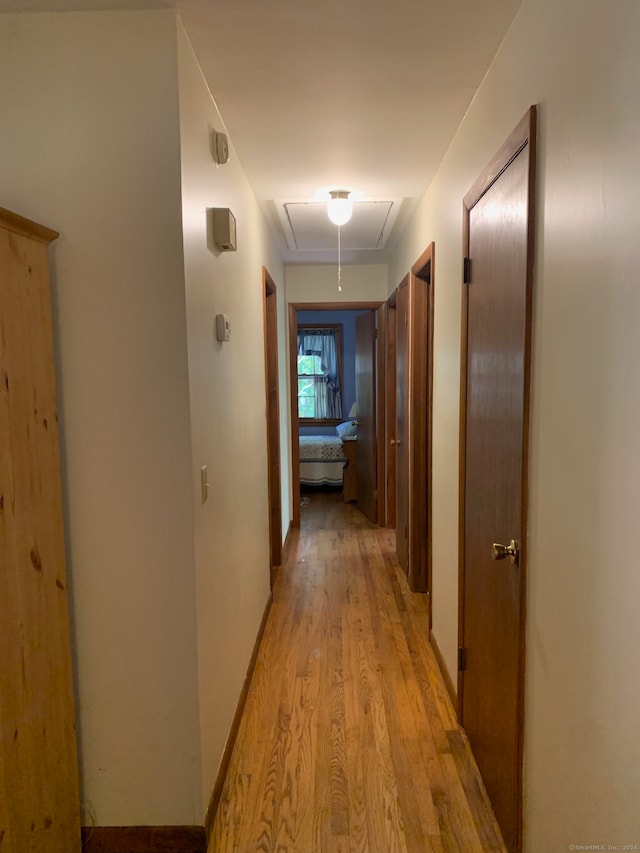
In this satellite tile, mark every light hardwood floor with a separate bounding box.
[210,490,506,853]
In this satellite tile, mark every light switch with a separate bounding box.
[215,313,231,342]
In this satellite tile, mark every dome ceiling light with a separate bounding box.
[327,190,353,226]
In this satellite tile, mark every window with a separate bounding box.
[297,354,323,418]
[297,325,343,423]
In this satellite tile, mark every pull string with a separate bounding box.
[337,224,342,292]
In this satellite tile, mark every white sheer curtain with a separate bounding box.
[298,329,342,419]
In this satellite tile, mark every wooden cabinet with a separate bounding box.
[0,208,81,852]
[342,438,357,502]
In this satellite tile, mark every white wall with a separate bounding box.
[175,22,287,812]
[0,9,293,827]
[0,11,201,824]
[389,0,640,848]
[285,263,388,304]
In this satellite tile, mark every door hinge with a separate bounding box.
[458,647,467,672]
[463,257,471,284]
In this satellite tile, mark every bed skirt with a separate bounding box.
[299,459,345,486]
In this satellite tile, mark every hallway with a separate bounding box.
[210,491,506,852]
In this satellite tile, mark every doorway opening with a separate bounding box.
[288,301,384,529]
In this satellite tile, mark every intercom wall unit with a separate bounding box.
[215,313,231,342]
[212,130,230,165]
[211,207,237,252]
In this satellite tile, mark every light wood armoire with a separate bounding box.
[0,208,81,852]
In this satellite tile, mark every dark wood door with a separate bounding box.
[383,302,397,529]
[407,250,433,595]
[395,281,409,574]
[459,108,536,853]
[355,311,377,522]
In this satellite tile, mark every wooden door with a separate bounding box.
[374,305,388,526]
[262,268,281,588]
[355,311,377,522]
[394,280,409,574]
[0,208,81,852]
[390,254,433,594]
[383,301,397,529]
[407,248,433,595]
[459,108,536,853]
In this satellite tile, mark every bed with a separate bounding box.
[299,435,347,486]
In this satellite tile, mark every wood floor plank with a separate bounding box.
[209,490,506,853]
[341,616,370,853]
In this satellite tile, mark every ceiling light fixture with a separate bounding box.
[327,190,352,292]
[327,190,353,226]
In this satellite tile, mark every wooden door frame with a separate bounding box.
[384,247,434,596]
[288,301,383,528]
[354,309,379,523]
[374,303,389,525]
[263,267,282,587]
[457,107,537,852]
[384,291,397,529]
[408,243,435,595]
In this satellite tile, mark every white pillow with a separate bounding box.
[336,420,357,438]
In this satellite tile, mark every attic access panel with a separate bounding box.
[282,200,396,252]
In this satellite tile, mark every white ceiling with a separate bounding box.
[280,199,400,252]
[0,0,524,263]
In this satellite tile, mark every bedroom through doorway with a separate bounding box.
[288,301,385,530]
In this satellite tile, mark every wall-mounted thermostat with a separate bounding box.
[211,207,237,252]
[215,313,231,342]
[212,130,229,165]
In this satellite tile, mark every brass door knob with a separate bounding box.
[491,539,520,566]
[390,439,401,446]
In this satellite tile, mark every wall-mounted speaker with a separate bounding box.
[210,207,237,252]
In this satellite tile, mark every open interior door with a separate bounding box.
[394,279,409,573]
[355,311,378,522]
